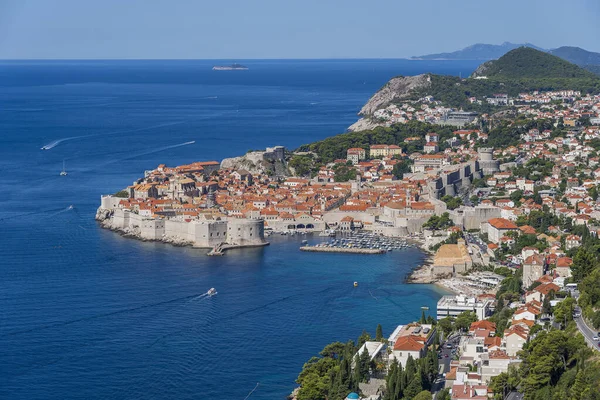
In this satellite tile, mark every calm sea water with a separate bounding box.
[0,59,480,399]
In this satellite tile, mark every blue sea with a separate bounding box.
[0,59,480,399]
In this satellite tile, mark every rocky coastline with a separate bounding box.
[403,237,464,295]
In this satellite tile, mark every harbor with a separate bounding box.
[300,231,417,254]
[300,246,386,254]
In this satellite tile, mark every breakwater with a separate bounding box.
[300,246,386,254]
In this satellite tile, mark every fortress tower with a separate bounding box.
[226,219,267,246]
[477,148,499,176]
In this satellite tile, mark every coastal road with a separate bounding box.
[574,306,600,351]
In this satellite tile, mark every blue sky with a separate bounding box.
[0,0,599,59]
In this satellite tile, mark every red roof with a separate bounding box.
[393,335,425,351]
[488,218,518,230]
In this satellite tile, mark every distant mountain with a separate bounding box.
[471,47,597,79]
[548,46,600,75]
[549,46,600,66]
[411,42,545,60]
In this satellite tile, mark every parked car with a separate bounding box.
[592,336,598,341]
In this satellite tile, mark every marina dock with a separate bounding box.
[300,246,386,254]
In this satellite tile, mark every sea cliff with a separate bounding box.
[348,74,431,131]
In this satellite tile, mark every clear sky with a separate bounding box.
[1,0,599,59]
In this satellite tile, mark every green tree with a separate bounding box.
[589,186,599,201]
[438,317,453,337]
[392,159,413,179]
[510,189,524,205]
[520,330,586,397]
[412,390,432,400]
[553,298,575,326]
[319,342,346,358]
[437,388,451,400]
[333,163,357,182]
[359,347,371,383]
[375,324,383,342]
[572,248,598,282]
[454,311,477,332]
[441,195,463,210]
[403,376,423,399]
[114,190,129,198]
[423,212,454,230]
[352,354,361,390]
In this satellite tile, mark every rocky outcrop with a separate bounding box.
[358,74,431,116]
[347,117,382,132]
[220,146,287,175]
[220,152,264,172]
[470,60,493,78]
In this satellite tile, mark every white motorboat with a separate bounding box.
[60,160,67,176]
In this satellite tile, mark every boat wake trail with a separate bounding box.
[103,141,196,166]
[0,207,68,222]
[40,122,185,150]
[0,291,207,338]
[243,383,260,400]
[184,292,209,305]
[81,141,196,172]
[369,290,378,301]
[45,205,75,218]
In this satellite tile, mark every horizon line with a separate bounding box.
[0,57,418,61]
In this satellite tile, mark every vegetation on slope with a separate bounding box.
[296,121,459,163]
[474,47,597,79]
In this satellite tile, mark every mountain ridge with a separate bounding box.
[411,42,544,60]
[471,47,598,79]
[413,44,600,76]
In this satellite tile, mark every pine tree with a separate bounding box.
[359,348,371,382]
[405,355,417,378]
[376,324,383,341]
[353,354,361,391]
[404,376,423,399]
[394,364,404,400]
[385,360,398,400]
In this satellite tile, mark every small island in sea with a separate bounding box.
[212,63,248,70]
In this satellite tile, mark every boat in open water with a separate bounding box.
[212,63,248,71]
[60,160,68,176]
